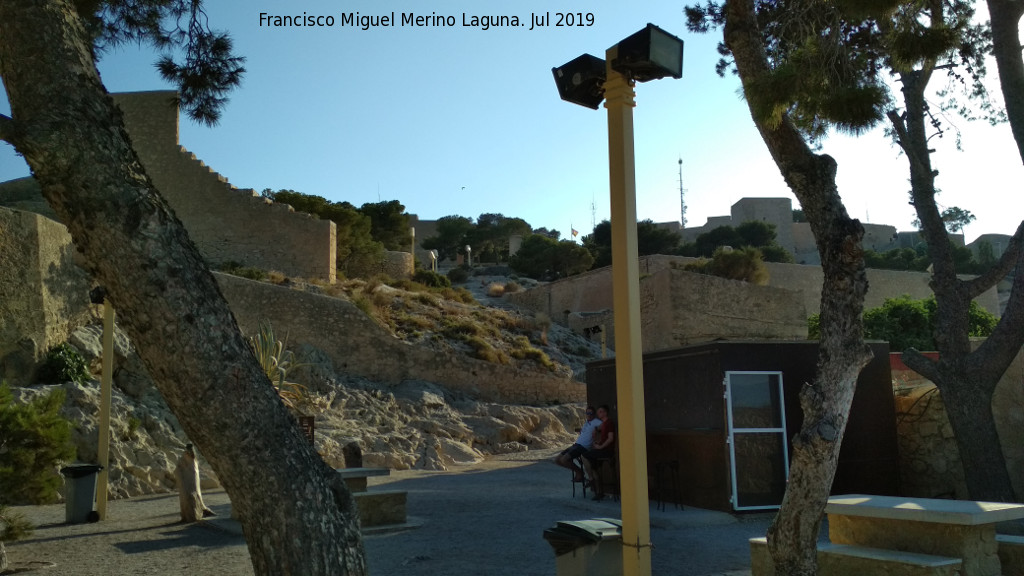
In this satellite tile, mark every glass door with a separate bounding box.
[725,371,789,511]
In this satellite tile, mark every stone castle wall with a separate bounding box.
[764,261,1001,317]
[380,251,413,280]
[111,91,336,281]
[215,273,584,405]
[0,208,93,382]
[507,255,807,353]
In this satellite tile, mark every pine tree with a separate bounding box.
[0,383,75,569]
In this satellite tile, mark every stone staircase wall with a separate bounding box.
[112,91,336,282]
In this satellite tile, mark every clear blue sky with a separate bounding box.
[1,0,1021,244]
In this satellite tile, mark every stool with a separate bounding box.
[653,460,682,511]
[571,455,587,498]
[592,454,619,502]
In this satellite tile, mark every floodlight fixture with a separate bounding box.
[610,23,684,83]
[551,53,607,109]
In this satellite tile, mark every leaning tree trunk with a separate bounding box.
[724,1,873,574]
[0,1,366,574]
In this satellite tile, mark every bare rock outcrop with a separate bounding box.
[13,321,582,501]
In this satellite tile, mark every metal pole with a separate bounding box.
[604,47,652,576]
[96,299,114,520]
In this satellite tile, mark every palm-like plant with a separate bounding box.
[247,321,306,410]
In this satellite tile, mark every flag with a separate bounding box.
[571,228,579,238]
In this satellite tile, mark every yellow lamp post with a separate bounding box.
[88,286,115,520]
[553,23,683,576]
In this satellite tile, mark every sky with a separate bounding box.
[1,0,1022,244]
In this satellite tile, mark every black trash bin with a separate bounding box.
[542,518,623,576]
[60,464,103,524]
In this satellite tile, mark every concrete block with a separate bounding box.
[750,537,962,576]
[998,534,1024,576]
[354,489,407,527]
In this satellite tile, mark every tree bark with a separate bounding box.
[0,1,366,574]
[724,1,873,574]
[987,0,1024,165]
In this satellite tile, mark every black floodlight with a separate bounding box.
[611,23,684,83]
[552,53,607,109]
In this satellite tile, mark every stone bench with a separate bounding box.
[336,467,390,493]
[335,468,409,531]
[750,537,962,576]
[998,534,1024,576]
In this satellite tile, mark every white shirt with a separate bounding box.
[575,417,603,449]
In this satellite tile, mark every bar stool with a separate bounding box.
[653,460,682,511]
[571,455,588,498]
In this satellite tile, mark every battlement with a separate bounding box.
[110,91,336,281]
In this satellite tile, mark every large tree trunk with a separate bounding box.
[0,1,367,573]
[987,0,1024,165]
[887,15,1023,503]
[724,1,873,574]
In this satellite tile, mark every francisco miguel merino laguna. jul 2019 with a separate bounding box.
[258,11,596,31]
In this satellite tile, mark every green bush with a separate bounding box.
[446,266,470,284]
[413,269,452,288]
[807,295,998,351]
[685,247,769,285]
[0,383,76,505]
[36,344,90,385]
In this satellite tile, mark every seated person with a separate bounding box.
[582,405,616,501]
[554,406,602,482]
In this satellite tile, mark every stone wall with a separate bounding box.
[762,261,1001,317]
[0,208,93,383]
[732,197,794,256]
[892,346,1024,500]
[507,255,807,353]
[215,273,584,405]
[380,251,413,280]
[111,91,336,281]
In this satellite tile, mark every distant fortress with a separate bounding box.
[654,196,1010,266]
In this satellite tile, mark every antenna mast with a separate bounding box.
[678,158,688,227]
[591,194,596,231]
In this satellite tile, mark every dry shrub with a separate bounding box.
[268,270,287,284]
[487,283,506,297]
[503,281,522,293]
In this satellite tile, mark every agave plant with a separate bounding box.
[247,320,306,410]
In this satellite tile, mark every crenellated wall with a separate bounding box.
[109,91,336,281]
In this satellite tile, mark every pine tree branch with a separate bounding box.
[0,113,18,147]
[964,221,1024,299]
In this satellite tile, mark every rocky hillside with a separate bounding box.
[11,272,604,500]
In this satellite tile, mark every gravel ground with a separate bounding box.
[6,449,778,576]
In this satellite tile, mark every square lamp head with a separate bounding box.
[611,23,684,83]
[552,53,607,109]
